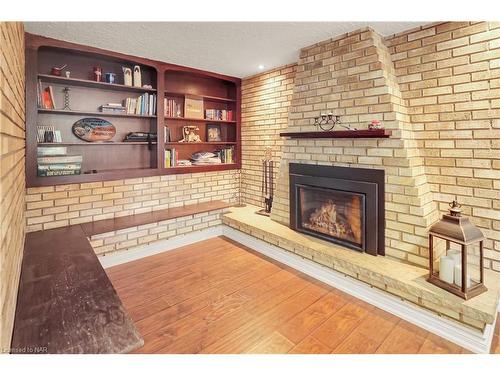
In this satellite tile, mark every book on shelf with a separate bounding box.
[37,146,67,156]
[100,104,127,114]
[123,93,156,116]
[164,148,178,168]
[164,98,182,117]
[37,155,83,164]
[205,109,233,121]
[38,168,81,177]
[184,95,204,119]
[38,85,56,109]
[164,126,171,142]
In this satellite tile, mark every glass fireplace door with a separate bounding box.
[297,185,365,250]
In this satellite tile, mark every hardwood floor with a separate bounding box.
[105,236,499,354]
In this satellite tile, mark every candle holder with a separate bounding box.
[428,198,487,299]
[313,113,357,131]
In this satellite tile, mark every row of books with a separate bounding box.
[37,125,62,143]
[123,93,157,116]
[37,81,56,109]
[216,147,234,164]
[37,149,82,177]
[205,109,233,121]
[164,98,182,117]
[164,149,178,168]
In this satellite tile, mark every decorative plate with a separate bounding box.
[72,118,116,142]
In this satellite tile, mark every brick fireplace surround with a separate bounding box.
[241,21,500,273]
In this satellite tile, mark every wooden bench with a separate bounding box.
[11,200,231,354]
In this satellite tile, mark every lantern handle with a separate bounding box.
[449,197,462,217]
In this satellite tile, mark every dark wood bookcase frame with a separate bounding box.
[25,33,241,187]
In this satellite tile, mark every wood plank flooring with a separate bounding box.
[105,236,499,354]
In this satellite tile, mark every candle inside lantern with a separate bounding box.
[439,256,455,283]
[454,265,471,288]
[447,249,461,263]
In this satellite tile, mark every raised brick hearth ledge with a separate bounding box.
[222,205,500,332]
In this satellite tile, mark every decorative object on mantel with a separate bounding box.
[369,119,384,130]
[72,118,116,142]
[256,147,274,217]
[313,113,357,131]
[428,198,487,299]
[280,129,392,139]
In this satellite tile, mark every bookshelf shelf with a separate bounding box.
[26,33,241,187]
[164,116,236,124]
[38,108,157,119]
[165,142,237,146]
[38,74,157,93]
[38,142,156,146]
[165,91,236,103]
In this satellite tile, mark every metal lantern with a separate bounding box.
[428,199,487,299]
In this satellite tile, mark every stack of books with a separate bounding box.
[205,109,233,121]
[37,81,56,109]
[216,147,234,164]
[164,98,182,117]
[37,148,82,177]
[124,93,157,116]
[100,103,126,114]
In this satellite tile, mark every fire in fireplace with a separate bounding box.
[299,186,364,248]
[289,163,384,256]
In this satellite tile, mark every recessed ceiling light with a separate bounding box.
[258,65,265,70]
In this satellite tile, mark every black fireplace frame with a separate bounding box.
[289,163,385,256]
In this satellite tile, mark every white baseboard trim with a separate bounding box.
[98,225,224,269]
[222,225,498,354]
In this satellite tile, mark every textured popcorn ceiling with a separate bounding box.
[24,22,425,78]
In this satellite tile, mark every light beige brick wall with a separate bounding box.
[89,209,226,256]
[386,22,500,271]
[26,170,238,255]
[0,22,25,351]
[240,64,296,207]
[241,23,500,272]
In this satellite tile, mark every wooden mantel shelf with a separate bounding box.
[279,129,392,139]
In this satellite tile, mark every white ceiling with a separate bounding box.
[24,22,426,78]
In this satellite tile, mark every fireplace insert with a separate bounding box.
[289,163,384,256]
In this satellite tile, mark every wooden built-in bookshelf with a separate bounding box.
[25,33,241,187]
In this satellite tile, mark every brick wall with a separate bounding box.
[0,22,25,350]
[240,64,296,207]
[26,170,238,256]
[241,22,500,272]
[385,22,500,271]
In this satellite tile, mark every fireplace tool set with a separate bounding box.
[256,147,274,216]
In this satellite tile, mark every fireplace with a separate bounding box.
[289,163,384,256]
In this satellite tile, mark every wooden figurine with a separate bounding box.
[122,67,132,86]
[133,65,141,87]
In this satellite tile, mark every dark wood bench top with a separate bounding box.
[11,200,232,354]
[80,200,232,236]
[11,225,143,354]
